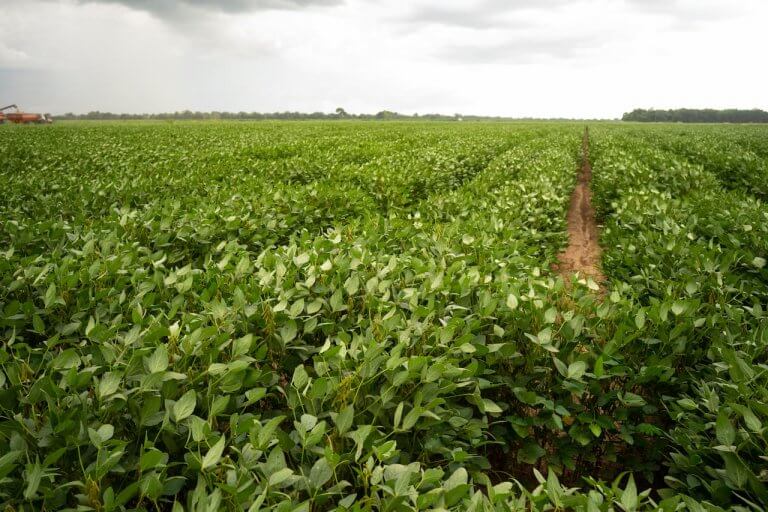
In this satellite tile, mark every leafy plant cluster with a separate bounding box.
[611,125,768,199]
[590,126,768,509]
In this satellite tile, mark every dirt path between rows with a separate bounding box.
[555,128,605,290]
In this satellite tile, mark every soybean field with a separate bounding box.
[0,121,767,511]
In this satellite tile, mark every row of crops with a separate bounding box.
[588,125,768,510]
[0,121,767,510]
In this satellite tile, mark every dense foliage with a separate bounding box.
[622,109,768,124]
[53,112,592,122]
[590,125,768,509]
[54,111,467,122]
[0,121,766,510]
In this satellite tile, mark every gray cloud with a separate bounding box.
[399,0,743,33]
[623,0,741,25]
[404,9,499,30]
[398,0,572,30]
[68,0,342,19]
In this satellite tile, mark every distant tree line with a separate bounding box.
[55,109,469,121]
[623,108,768,123]
[53,108,597,122]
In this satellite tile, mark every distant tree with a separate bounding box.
[335,107,348,117]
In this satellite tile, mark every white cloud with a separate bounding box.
[1,0,766,117]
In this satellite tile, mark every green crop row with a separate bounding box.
[590,126,768,509]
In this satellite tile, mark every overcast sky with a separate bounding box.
[1,0,766,118]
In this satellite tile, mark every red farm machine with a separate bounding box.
[0,104,53,124]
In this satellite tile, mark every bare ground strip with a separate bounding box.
[555,128,605,288]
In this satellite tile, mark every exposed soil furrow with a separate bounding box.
[556,128,605,288]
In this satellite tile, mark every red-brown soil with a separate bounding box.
[555,129,605,288]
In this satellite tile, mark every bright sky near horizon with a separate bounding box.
[1,0,766,118]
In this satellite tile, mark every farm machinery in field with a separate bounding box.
[0,104,53,124]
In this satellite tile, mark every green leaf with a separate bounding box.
[344,275,360,295]
[634,309,646,329]
[621,393,647,407]
[620,474,638,511]
[300,413,317,431]
[402,406,422,431]
[98,372,122,398]
[546,470,564,502]
[722,453,749,488]
[593,356,604,378]
[553,357,567,378]
[146,346,168,374]
[569,425,592,446]
[671,301,686,316]
[309,457,333,488]
[173,390,196,422]
[44,283,57,309]
[307,299,323,314]
[293,252,310,266]
[89,424,114,447]
[492,481,514,498]
[506,293,519,311]
[32,315,45,333]
[513,387,538,405]
[24,461,43,500]
[140,449,166,472]
[443,467,469,507]
[292,365,309,389]
[244,388,267,405]
[482,399,503,414]
[444,467,468,490]
[394,469,411,496]
[330,289,345,312]
[201,436,226,470]
[393,402,404,429]
[280,319,298,342]
[289,299,304,317]
[346,425,374,460]
[567,361,587,380]
[257,416,285,449]
[52,349,80,370]
[98,424,114,442]
[716,411,736,446]
[517,441,546,464]
[0,451,22,479]
[231,334,253,358]
[335,405,354,436]
[676,398,697,410]
[268,467,293,487]
[733,404,762,432]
